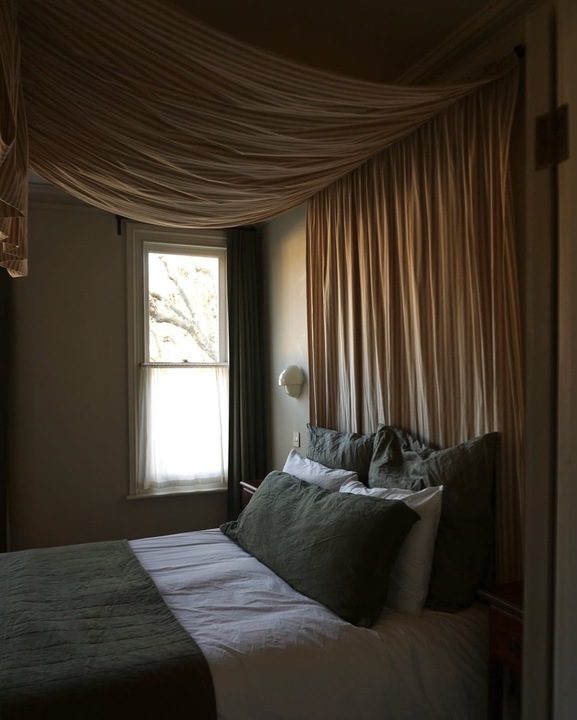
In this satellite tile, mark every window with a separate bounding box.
[127,225,228,496]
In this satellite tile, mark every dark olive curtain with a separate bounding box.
[0,270,11,551]
[227,228,268,519]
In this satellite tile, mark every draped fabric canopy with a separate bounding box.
[1,0,514,276]
[0,0,27,277]
[306,67,524,581]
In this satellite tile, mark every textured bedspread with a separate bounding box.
[0,539,216,720]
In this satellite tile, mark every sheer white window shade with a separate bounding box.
[137,365,228,492]
[127,225,228,497]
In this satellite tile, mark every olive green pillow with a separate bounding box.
[307,424,375,484]
[221,471,419,627]
[369,425,498,611]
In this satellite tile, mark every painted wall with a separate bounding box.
[9,191,310,550]
[10,193,226,550]
[261,205,310,471]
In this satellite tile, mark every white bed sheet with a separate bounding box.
[130,529,488,720]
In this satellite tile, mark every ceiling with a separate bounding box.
[172,0,496,82]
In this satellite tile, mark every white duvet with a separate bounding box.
[131,529,488,720]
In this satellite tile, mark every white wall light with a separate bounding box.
[278,365,304,398]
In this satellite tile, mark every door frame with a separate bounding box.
[553,0,577,717]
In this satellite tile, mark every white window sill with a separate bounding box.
[126,486,227,500]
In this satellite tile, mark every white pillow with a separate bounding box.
[282,449,358,491]
[339,479,443,614]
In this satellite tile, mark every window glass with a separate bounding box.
[147,252,220,363]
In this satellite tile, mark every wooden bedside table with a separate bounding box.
[477,581,523,720]
[240,479,262,508]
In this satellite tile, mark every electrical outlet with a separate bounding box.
[292,431,300,448]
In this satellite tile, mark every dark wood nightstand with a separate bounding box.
[477,581,523,720]
[240,480,262,509]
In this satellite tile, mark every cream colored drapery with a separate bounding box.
[307,67,524,583]
[0,0,27,277]
[1,0,514,276]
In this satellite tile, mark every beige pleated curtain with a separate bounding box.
[2,0,512,276]
[307,67,524,583]
[0,0,27,277]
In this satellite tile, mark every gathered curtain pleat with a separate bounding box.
[2,0,515,276]
[0,0,28,277]
[307,67,524,583]
[227,228,268,519]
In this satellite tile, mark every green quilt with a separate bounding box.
[0,539,216,719]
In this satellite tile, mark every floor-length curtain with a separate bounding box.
[227,228,268,519]
[307,68,524,584]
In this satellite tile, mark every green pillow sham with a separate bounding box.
[369,425,498,612]
[307,424,375,484]
[221,471,419,627]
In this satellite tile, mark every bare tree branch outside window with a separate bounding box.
[147,253,219,363]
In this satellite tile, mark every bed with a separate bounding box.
[132,528,489,720]
[1,424,497,720]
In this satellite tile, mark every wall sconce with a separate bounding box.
[278,365,304,398]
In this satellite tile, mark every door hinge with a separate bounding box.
[535,104,570,169]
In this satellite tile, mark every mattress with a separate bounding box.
[131,528,488,720]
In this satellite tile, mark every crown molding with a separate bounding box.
[28,182,105,211]
[397,0,545,84]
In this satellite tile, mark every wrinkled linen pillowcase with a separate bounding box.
[221,471,419,627]
[282,449,358,491]
[340,479,443,615]
[369,425,498,611]
[307,424,375,485]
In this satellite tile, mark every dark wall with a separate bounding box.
[0,269,11,551]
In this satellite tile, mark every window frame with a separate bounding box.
[126,224,228,498]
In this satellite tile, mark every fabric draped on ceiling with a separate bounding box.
[306,66,524,583]
[0,0,28,277]
[1,0,515,276]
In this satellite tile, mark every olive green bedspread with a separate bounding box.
[0,539,216,719]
